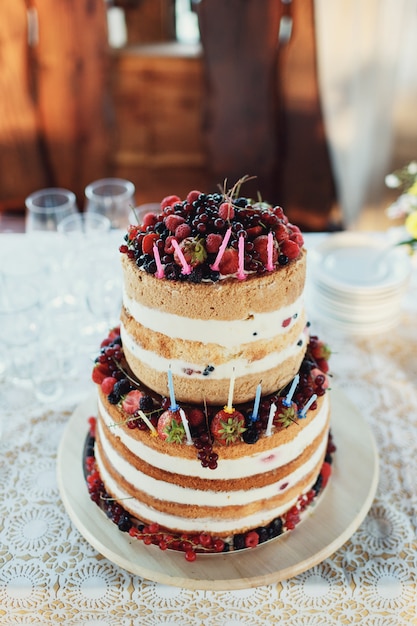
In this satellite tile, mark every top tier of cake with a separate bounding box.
[119,185,307,405]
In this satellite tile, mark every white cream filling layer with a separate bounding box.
[123,287,304,347]
[120,322,307,380]
[98,393,329,481]
[94,453,317,534]
[96,420,327,507]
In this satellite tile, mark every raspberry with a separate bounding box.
[165,214,185,232]
[206,233,223,254]
[92,365,107,384]
[174,223,191,240]
[161,194,181,210]
[244,531,259,548]
[320,461,332,488]
[141,212,158,228]
[218,248,239,275]
[218,202,234,221]
[186,190,202,204]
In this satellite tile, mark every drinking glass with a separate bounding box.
[25,188,78,232]
[85,178,135,229]
[57,212,111,236]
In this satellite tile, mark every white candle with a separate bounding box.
[265,402,277,436]
[171,239,191,275]
[224,370,235,413]
[179,408,193,445]
[266,231,274,271]
[283,374,299,407]
[250,382,262,421]
[153,243,165,278]
[167,368,179,410]
[237,234,246,280]
[299,393,318,419]
[211,227,232,271]
[138,410,158,437]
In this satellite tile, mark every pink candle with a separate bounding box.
[267,231,274,271]
[211,227,232,271]
[171,239,191,275]
[153,243,165,278]
[237,234,246,280]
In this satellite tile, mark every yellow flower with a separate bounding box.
[405,211,417,238]
[407,180,417,196]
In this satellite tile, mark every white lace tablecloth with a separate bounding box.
[1,232,416,625]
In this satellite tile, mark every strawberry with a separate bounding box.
[174,237,207,268]
[92,363,110,384]
[141,212,158,228]
[246,225,263,239]
[174,223,192,241]
[273,398,298,429]
[164,214,185,232]
[253,234,278,266]
[101,376,117,395]
[310,338,331,361]
[122,390,144,415]
[210,409,246,445]
[142,232,159,255]
[186,408,205,430]
[186,190,202,204]
[280,239,300,260]
[205,233,223,254]
[157,410,186,443]
[218,248,238,275]
[161,194,181,211]
[218,202,235,221]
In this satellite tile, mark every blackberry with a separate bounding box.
[164,263,180,280]
[268,517,283,538]
[108,390,120,405]
[325,453,333,464]
[139,395,154,411]
[233,533,246,551]
[243,425,260,444]
[113,378,131,397]
[189,267,203,283]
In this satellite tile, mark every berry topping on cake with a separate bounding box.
[273,398,299,429]
[157,410,187,444]
[120,178,304,282]
[122,390,144,415]
[211,409,246,445]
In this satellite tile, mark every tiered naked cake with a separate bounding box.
[86,182,334,560]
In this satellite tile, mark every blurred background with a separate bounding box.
[1,0,416,233]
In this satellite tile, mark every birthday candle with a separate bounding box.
[211,227,232,271]
[224,370,236,414]
[153,243,165,278]
[265,402,277,437]
[283,374,299,407]
[167,368,179,411]
[250,382,262,422]
[237,234,246,280]
[171,239,191,275]
[179,408,193,445]
[299,393,318,419]
[138,410,158,436]
[267,231,274,271]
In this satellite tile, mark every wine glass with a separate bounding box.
[25,188,79,232]
[85,178,135,229]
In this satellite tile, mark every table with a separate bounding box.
[1,231,416,625]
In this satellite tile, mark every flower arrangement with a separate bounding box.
[385,161,417,253]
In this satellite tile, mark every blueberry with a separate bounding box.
[118,515,132,532]
[278,254,289,266]
[312,474,323,495]
[108,390,120,405]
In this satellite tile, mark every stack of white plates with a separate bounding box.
[308,232,412,335]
